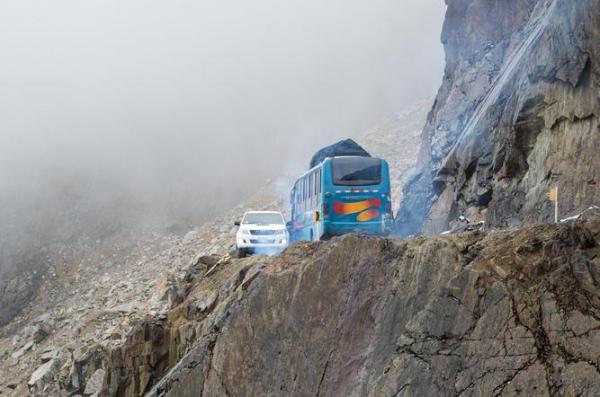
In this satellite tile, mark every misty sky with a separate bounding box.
[0,0,446,229]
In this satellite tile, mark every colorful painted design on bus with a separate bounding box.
[289,156,394,242]
[333,198,381,216]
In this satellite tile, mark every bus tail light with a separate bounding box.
[323,204,329,219]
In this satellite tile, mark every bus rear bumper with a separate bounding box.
[323,220,393,237]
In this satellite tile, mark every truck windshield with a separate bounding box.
[243,213,285,225]
[331,157,381,186]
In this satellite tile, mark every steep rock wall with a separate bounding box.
[16,214,600,396]
[142,214,600,396]
[397,0,600,235]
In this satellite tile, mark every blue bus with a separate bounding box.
[289,156,393,242]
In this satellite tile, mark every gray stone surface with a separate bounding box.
[146,215,600,396]
[398,0,600,236]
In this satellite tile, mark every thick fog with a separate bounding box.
[0,1,445,260]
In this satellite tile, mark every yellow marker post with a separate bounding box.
[547,186,558,223]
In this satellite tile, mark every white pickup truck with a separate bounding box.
[235,211,289,256]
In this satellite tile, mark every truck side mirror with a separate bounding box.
[234,221,241,226]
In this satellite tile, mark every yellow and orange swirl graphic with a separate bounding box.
[333,198,381,222]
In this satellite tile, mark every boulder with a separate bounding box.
[28,359,57,393]
[32,324,50,343]
[83,369,105,397]
[40,347,59,363]
[150,273,184,310]
[11,340,33,359]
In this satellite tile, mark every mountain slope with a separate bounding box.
[0,102,429,395]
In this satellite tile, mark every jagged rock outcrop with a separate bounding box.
[133,214,600,396]
[398,0,600,236]
[5,212,600,396]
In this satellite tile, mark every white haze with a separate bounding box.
[0,1,445,258]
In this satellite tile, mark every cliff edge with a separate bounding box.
[143,212,600,396]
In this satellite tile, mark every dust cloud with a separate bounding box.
[0,1,445,264]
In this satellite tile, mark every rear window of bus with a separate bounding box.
[331,157,381,186]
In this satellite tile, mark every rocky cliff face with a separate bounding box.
[398,0,600,236]
[21,211,597,396]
